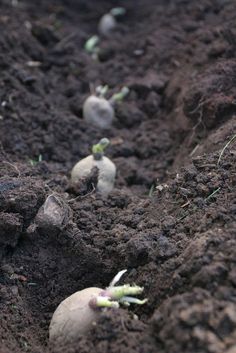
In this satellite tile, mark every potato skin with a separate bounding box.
[71,155,116,195]
[83,95,114,129]
[49,287,102,343]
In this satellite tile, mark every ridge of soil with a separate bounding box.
[0,1,236,352]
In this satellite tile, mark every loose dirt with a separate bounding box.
[0,1,236,352]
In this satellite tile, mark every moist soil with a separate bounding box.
[0,0,236,352]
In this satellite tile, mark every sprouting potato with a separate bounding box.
[49,270,147,344]
[71,138,116,195]
[83,85,129,129]
[98,13,117,37]
[98,7,126,37]
[71,154,116,195]
[49,287,102,343]
[83,95,114,129]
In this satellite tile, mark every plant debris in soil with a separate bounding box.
[0,0,236,352]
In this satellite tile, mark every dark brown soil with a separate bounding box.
[0,0,236,352]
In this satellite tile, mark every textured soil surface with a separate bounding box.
[1,0,236,352]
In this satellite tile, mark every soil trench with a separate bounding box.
[0,1,236,352]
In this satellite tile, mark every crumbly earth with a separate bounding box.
[0,0,236,352]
